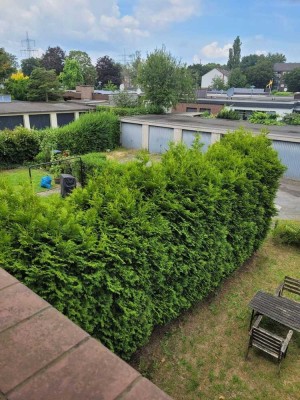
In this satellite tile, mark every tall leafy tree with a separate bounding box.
[27,67,61,102]
[266,53,286,64]
[137,47,195,108]
[227,36,242,70]
[96,56,122,87]
[21,57,41,76]
[245,60,274,88]
[240,54,262,71]
[285,68,300,92]
[0,47,17,82]
[41,46,65,75]
[228,68,248,88]
[68,50,97,85]
[59,58,83,89]
[211,76,228,90]
[4,71,29,100]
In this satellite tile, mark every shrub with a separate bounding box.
[273,220,300,247]
[70,152,107,185]
[1,128,285,359]
[216,108,240,120]
[96,105,164,116]
[249,111,284,125]
[282,113,300,125]
[0,126,40,165]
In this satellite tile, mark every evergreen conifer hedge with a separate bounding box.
[1,128,285,359]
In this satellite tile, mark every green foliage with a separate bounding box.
[285,68,300,92]
[56,111,120,154]
[96,105,164,116]
[137,47,195,108]
[41,46,65,75]
[227,36,242,70]
[0,47,17,82]
[282,113,300,125]
[103,80,118,91]
[249,111,284,125]
[227,68,248,88]
[96,55,122,87]
[113,91,139,107]
[211,76,228,91]
[216,108,240,120]
[273,220,300,247]
[59,58,83,89]
[272,91,293,96]
[27,67,62,102]
[21,57,41,77]
[1,128,285,360]
[245,60,274,88]
[68,50,96,86]
[4,74,29,100]
[0,126,40,165]
[70,152,107,185]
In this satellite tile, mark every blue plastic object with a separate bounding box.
[40,175,52,189]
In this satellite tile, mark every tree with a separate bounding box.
[27,67,61,102]
[68,50,96,86]
[240,54,262,71]
[41,46,65,75]
[137,47,195,108]
[266,53,286,64]
[227,36,242,70]
[21,57,41,76]
[59,58,83,89]
[211,76,228,91]
[227,68,248,88]
[245,60,274,88]
[96,56,122,87]
[0,48,17,82]
[4,71,29,100]
[285,68,300,92]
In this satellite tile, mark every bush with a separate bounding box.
[273,220,300,247]
[282,113,300,125]
[70,152,107,185]
[249,111,284,125]
[1,128,285,359]
[0,126,40,165]
[96,105,164,116]
[216,108,240,120]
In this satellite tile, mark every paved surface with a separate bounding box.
[275,178,300,220]
[0,268,172,400]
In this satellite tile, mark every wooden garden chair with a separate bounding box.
[275,276,300,300]
[245,315,293,374]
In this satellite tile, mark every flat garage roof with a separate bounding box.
[120,114,300,140]
[0,101,93,115]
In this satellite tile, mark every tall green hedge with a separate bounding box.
[0,126,40,165]
[1,128,285,359]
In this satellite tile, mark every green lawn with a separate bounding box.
[130,237,300,400]
[0,168,58,193]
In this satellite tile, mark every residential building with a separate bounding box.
[201,68,230,88]
[274,63,300,91]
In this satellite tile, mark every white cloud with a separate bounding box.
[200,41,232,59]
[134,0,202,28]
[255,50,268,56]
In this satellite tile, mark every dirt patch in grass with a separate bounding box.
[130,238,300,400]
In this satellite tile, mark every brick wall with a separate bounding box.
[173,102,223,115]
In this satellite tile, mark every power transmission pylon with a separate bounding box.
[21,32,38,58]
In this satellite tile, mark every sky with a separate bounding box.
[1,0,300,66]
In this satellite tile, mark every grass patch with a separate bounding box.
[0,168,57,193]
[130,237,300,400]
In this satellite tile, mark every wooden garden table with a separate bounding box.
[248,290,300,332]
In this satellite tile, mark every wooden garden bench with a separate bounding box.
[245,315,293,373]
[275,276,300,299]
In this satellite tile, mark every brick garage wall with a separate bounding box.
[0,268,172,400]
[173,102,223,114]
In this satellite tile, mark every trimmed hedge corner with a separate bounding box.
[1,128,285,359]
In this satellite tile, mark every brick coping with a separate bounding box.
[0,268,172,400]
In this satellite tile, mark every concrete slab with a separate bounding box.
[8,338,140,400]
[0,308,88,393]
[275,178,300,220]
